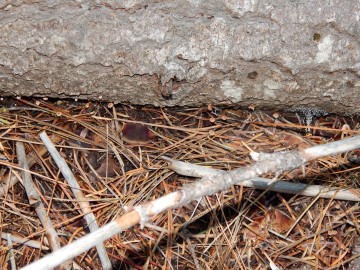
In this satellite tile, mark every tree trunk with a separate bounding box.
[0,1,359,115]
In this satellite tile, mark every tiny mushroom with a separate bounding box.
[121,122,155,144]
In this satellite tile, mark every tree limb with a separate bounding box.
[21,135,360,270]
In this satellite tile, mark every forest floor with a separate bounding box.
[0,98,360,270]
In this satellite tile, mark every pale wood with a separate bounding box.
[38,131,112,270]
[22,135,360,270]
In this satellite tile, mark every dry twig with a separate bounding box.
[21,135,360,270]
[16,142,71,270]
[39,131,112,270]
[162,156,360,201]
[1,232,49,250]
[6,233,16,270]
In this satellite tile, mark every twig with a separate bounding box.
[6,233,17,270]
[0,135,62,197]
[348,237,360,270]
[161,156,360,201]
[1,232,49,250]
[0,170,20,198]
[16,142,70,270]
[38,131,112,270]
[184,233,201,270]
[21,135,360,270]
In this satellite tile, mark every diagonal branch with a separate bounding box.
[21,135,360,270]
[161,156,360,201]
[38,132,112,270]
[16,142,71,270]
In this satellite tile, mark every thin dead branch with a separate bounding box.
[1,232,49,250]
[38,131,112,270]
[16,142,70,270]
[6,233,16,270]
[162,156,360,201]
[0,135,62,197]
[21,135,360,270]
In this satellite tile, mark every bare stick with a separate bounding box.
[0,171,20,198]
[1,135,62,197]
[38,131,112,270]
[16,142,70,270]
[22,211,140,270]
[6,233,17,270]
[21,135,360,270]
[1,232,49,250]
[161,157,360,201]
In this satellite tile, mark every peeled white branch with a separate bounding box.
[21,135,360,270]
[161,157,360,201]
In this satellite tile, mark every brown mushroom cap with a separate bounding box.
[121,122,154,144]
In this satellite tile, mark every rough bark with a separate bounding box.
[0,1,359,115]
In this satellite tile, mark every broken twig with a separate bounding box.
[0,135,62,198]
[22,135,360,270]
[1,232,49,250]
[16,142,66,266]
[161,156,360,201]
[39,131,112,270]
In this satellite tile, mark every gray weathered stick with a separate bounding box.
[21,135,360,270]
[1,135,62,198]
[38,131,112,270]
[1,232,49,250]
[6,233,16,270]
[16,142,70,270]
[161,156,360,201]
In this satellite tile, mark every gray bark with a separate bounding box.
[0,0,359,115]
